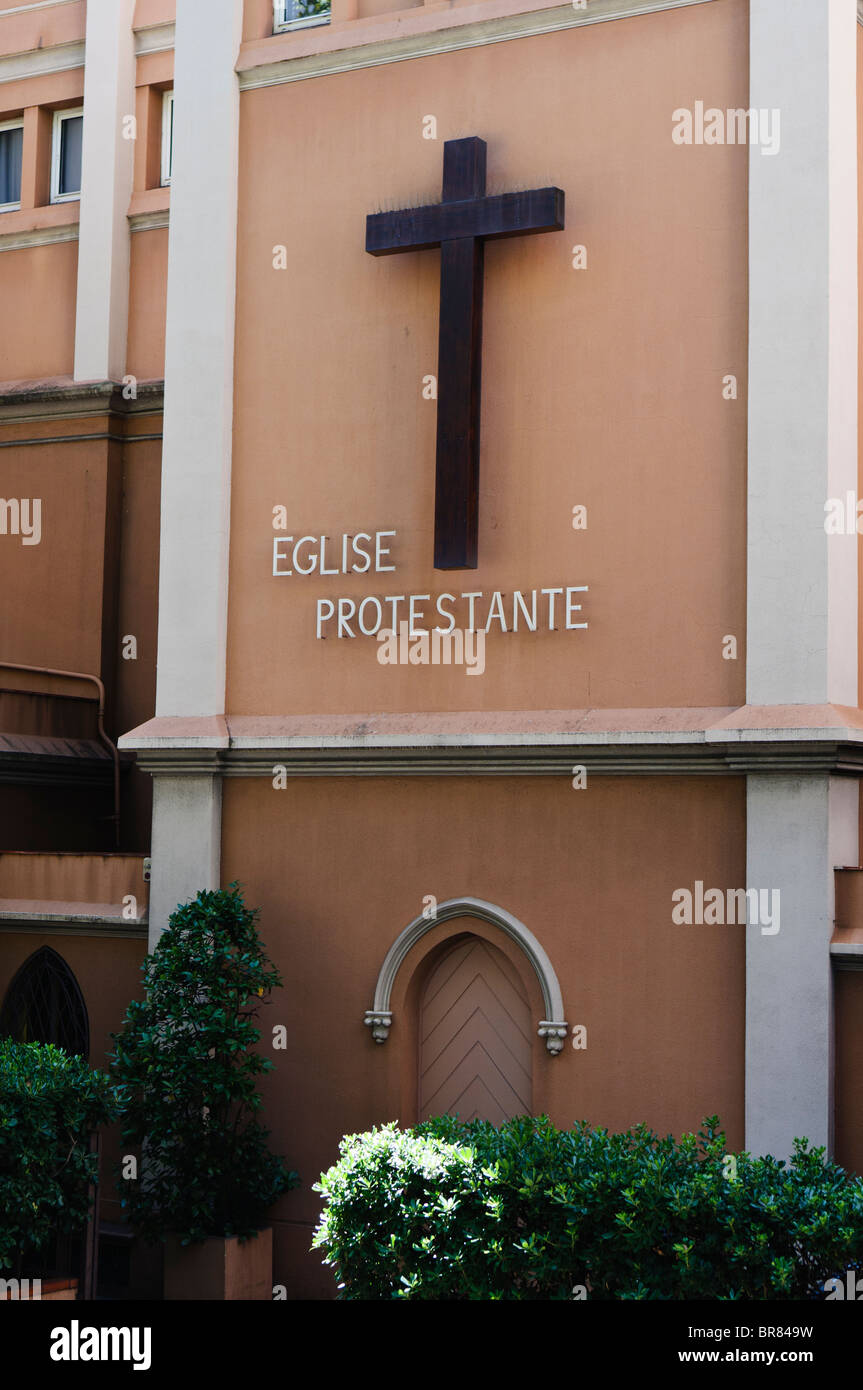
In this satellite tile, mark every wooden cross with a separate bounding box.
[366,137,565,569]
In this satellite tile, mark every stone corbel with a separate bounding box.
[363,1010,392,1044]
[537,1022,569,1055]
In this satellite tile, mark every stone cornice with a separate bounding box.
[131,744,863,777]
[129,209,170,233]
[0,377,164,425]
[120,705,863,778]
[238,0,717,91]
[0,37,83,84]
[134,21,175,56]
[0,912,147,939]
[0,222,78,254]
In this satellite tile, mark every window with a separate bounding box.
[0,947,89,1058]
[0,118,23,212]
[51,108,83,203]
[161,89,174,187]
[274,0,330,32]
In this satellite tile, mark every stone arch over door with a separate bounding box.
[364,896,568,1055]
[419,934,533,1124]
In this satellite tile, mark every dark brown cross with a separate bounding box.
[366,137,565,569]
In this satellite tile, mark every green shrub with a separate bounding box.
[313,1114,863,1299]
[0,1040,119,1274]
[111,884,297,1245]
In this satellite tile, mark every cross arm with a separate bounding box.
[366,187,565,256]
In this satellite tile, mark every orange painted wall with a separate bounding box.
[127,232,168,384]
[835,970,863,1177]
[0,434,116,674]
[133,0,174,30]
[228,0,749,717]
[0,56,84,383]
[0,416,160,852]
[858,24,863,723]
[0,930,147,1226]
[0,242,78,383]
[0,0,84,59]
[114,433,162,849]
[221,772,746,1294]
[243,0,276,41]
[0,931,145,1066]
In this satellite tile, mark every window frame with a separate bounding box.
[160,88,174,187]
[273,0,331,33]
[0,116,24,213]
[50,106,84,205]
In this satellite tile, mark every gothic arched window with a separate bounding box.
[0,947,89,1057]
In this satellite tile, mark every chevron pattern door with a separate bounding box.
[419,936,532,1124]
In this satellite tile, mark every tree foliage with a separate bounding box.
[111,885,297,1244]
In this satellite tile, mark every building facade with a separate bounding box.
[1,0,863,1298]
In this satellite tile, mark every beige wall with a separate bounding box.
[227,0,749,716]
[222,772,746,1294]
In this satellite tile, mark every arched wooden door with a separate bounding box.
[419,935,532,1124]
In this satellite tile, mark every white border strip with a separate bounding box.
[0,0,79,17]
[0,221,77,251]
[134,21,175,56]
[129,208,169,233]
[0,38,83,83]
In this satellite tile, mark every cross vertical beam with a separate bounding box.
[435,138,486,569]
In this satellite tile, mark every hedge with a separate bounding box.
[313,1114,863,1299]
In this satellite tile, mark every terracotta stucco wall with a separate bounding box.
[0,433,118,675]
[221,772,746,1294]
[858,23,863,726]
[835,969,863,1177]
[0,931,145,1066]
[0,416,160,852]
[127,232,168,382]
[0,930,147,1229]
[114,433,161,849]
[0,0,84,58]
[0,243,78,383]
[228,0,749,716]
